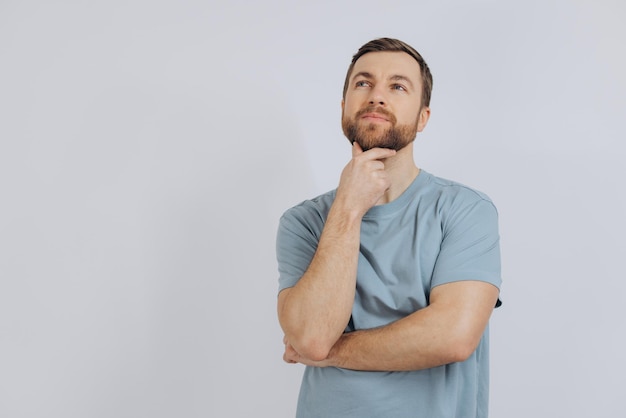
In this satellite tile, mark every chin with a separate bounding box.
[355,137,413,152]
[344,120,416,152]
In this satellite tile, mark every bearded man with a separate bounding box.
[276,38,503,418]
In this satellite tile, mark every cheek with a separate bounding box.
[397,111,417,126]
[343,100,358,114]
[343,94,366,114]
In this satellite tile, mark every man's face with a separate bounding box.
[341,51,429,151]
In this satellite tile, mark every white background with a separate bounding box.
[1,1,625,417]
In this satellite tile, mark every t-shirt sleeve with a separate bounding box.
[275,207,320,293]
[431,196,502,290]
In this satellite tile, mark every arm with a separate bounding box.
[284,280,499,370]
[278,144,396,361]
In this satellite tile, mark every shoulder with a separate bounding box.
[279,189,336,234]
[417,171,499,235]
[421,170,497,211]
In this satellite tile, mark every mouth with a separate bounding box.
[360,112,390,122]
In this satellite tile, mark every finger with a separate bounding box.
[351,141,363,157]
[283,347,298,364]
[367,160,386,171]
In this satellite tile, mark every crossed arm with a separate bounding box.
[280,279,499,371]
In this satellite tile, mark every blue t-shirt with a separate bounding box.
[276,170,502,418]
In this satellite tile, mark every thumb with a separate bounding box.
[351,141,363,157]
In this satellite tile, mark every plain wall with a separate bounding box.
[1,1,624,417]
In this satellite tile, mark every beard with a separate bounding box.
[342,106,419,152]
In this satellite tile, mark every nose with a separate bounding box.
[368,85,386,106]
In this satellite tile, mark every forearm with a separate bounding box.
[282,306,459,371]
[285,281,499,371]
[328,307,465,371]
[278,144,397,361]
[278,202,363,360]
[326,282,499,371]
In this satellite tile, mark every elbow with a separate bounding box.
[279,320,334,361]
[279,317,337,362]
[290,335,334,362]
[448,343,476,363]
[278,290,341,362]
[445,336,480,363]
[438,325,482,363]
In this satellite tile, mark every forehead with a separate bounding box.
[351,51,422,83]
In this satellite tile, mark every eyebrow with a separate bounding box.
[389,74,414,89]
[352,71,415,89]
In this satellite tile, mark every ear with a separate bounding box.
[341,99,345,112]
[417,107,431,132]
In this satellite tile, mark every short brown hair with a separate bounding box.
[342,38,433,109]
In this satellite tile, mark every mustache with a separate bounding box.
[355,106,397,124]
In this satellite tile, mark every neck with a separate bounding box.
[376,142,420,205]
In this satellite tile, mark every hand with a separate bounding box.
[282,335,299,364]
[335,142,396,217]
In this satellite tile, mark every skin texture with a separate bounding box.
[278,51,499,370]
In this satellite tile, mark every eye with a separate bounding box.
[355,80,370,88]
[392,84,407,92]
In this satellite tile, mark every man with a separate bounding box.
[276,38,502,418]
